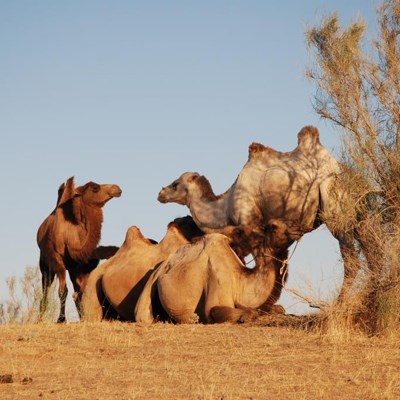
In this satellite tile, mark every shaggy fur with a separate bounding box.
[37,177,121,323]
[157,125,359,304]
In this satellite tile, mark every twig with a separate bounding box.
[285,287,330,309]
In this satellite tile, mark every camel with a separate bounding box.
[37,177,122,322]
[81,216,204,322]
[80,260,119,322]
[135,220,289,324]
[158,126,359,299]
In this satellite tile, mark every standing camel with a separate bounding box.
[158,126,359,299]
[37,177,121,322]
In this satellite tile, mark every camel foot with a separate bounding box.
[258,303,286,315]
[57,316,66,323]
[179,313,199,324]
[268,305,286,315]
[238,308,259,323]
[210,306,259,324]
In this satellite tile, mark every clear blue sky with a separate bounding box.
[0,1,377,316]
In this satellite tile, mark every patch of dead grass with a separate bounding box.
[0,320,399,399]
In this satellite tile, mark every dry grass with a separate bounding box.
[1,317,399,400]
[306,1,400,335]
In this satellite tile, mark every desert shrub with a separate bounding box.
[0,266,57,324]
[306,0,400,335]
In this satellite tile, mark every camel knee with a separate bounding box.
[59,285,68,302]
[169,311,199,324]
[56,285,68,323]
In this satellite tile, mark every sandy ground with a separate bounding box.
[0,317,399,400]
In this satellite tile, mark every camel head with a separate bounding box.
[263,219,294,251]
[56,177,122,209]
[170,215,204,242]
[226,221,293,261]
[219,225,264,260]
[158,172,201,205]
[75,181,122,207]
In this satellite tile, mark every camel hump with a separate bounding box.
[249,142,268,154]
[166,222,182,234]
[248,142,281,160]
[164,222,188,242]
[297,126,321,149]
[124,226,145,244]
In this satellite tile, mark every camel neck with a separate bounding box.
[188,192,231,230]
[71,203,104,263]
[236,252,283,309]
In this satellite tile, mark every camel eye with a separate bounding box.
[171,182,179,190]
[91,184,100,193]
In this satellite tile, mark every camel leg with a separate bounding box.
[69,271,89,320]
[81,263,117,322]
[56,269,68,323]
[39,259,55,321]
[209,306,259,324]
[72,291,82,319]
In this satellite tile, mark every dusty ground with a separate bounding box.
[0,316,399,400]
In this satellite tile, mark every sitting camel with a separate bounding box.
[158,126,359,299]
[81,216,203,322]
[37,177,122,322]
[135,220,289,324]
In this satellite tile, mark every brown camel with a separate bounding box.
[135,220,289,324]
[37,176,122,322]
[81,216,204,322]
[80,260,112,322]
[158,126,359,300]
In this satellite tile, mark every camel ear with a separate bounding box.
[58,177,76,206]
[74,185,85,196]
[265,219,286,234]
[56,182,65,206]
[188,173,200,182]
